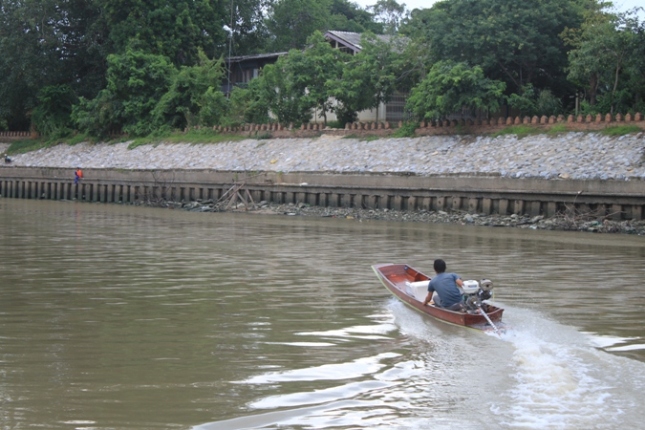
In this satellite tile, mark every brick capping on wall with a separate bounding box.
[209,112,644,136]
[0,131,35,141]
[206,112,644,138]
[1,112,643,142]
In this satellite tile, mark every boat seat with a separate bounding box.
[405,281,428,302]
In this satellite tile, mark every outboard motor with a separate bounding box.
[461,279,494,311]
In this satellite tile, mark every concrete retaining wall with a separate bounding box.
[0,167,643,220]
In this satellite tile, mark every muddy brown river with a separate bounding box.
[1,199,644,429]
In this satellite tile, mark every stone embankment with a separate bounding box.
[2,133,645,180]
[1,132,644,235]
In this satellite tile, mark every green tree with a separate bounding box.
[329,0,384,33]
[224,0,273,55]
[73,47,174,137]
[224,85,270,125]
[288,31,346,125]
[153,50,227,129]
[507,84,563,117]
[332,33,404,124]
[0,0,109,130]
[370,0,407,34]
[267,0,332,50]
[404,0,590,96]
[31,85,78,137]
[406,61,506,121]
[249,57,313,125]
[564,8,643,113]
[102,0,227,66]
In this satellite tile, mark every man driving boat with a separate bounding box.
[423,259,464,311]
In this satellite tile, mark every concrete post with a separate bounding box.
[296,192,306,204]
[306,192,317,206]
[630,205,642,220]
[482,198,492,214]
[468,198,479,213]
[329,193,340,207]
[513,200,524,215]
[378,195,389,209]
[418,196,431,211]
[436,197,445,211]
[545,202,557,217]
[529,201,541,216]
[392,195,403,210]
[498,199,508,215]
[451,197,462,211]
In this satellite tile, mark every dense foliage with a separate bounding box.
[0,0,643,137]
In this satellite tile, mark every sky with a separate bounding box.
[353,0,643,15]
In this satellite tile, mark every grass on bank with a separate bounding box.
[599,124,642,136]
[126,129,248,149]
[3,129,252,154]
[492,123,642,139]
[4,122,643,155]
[490,125,542,139]
[5,132,97,154]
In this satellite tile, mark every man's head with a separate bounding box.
[433,259,446,274]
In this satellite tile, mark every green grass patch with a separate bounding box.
[546,124,569,135]
[391,121,418,138]
[6,138,49,154]
[5,132,97,154]
[491,125,540,139]
[599,125,642,136]
[127,129,247,149]
[361,135,380,142]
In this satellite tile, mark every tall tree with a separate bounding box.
[288,31,346,124]
[406,61,506,121]
[266,0,332,50]
[223,0,273,56]
[564,7,644,113]
[0,0,109,130]
[153,50,228,129]
[329,0,384,33]
[370,0,407,34]
[72,47,174,137]
[101,0,228,65]
[332,33,404,123]
[244,55,313,126]
[403,0,591,96]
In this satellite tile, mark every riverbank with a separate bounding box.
[1,132,644,235]
[165,198,645,235]
[2,132,644,180]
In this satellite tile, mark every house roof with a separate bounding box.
[226,52,288,63]
[324,31,395,53]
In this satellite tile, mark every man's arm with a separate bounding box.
[423,291,433,306]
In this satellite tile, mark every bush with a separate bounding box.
[31,85,77,137]
[392,121,418,137]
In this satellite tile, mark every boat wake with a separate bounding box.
[194,300,645,430]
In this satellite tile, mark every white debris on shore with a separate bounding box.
[2,132,645,181]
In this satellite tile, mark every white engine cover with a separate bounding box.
[461,280,480,294]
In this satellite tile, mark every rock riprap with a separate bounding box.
[2,132,644,181]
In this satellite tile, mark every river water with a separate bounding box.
[1,199,644,430]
